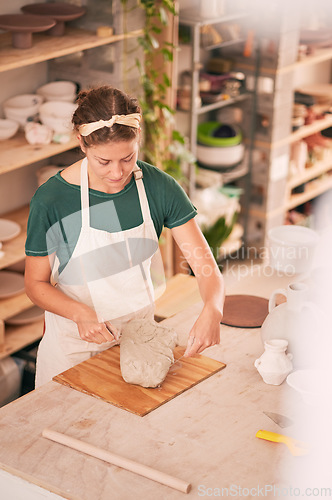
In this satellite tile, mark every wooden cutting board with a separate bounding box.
[53,346,226,416]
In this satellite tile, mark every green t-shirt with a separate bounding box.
[25,160,197,272]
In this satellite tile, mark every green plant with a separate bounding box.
[121,0,196,182]
[202,213,238,260]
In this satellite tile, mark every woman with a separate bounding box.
[25,86,224,387]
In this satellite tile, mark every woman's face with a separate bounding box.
[81,137,140,194]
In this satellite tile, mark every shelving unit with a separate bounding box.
[241,4,332,248]
[179,9,250,164]
[0,24,141,357]
[178,8,257,255]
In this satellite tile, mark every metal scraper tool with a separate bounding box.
[263,411,293,428]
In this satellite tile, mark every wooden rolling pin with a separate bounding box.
[42,428,191,494]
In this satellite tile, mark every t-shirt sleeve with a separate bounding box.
[25,195,60,257]
[162,173,197,229]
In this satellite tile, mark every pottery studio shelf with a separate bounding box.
[0,321,44,360]
[0,27,142,73]
[195,93,250,115]
[255,114,332,150]
[238,46,332,76]
[0,205,29,270]
[287,155,332,190]
[179,10,248,27]
[0,205,43,356]
[250,170,332,216]
[0,131,79,175]
[286,172,332,210]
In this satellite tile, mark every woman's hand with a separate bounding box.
[184,304,222,356]
[25,255,120,345]
[171,218,225,357]
[75,305,120,345]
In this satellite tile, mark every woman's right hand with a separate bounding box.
[76,305,119,345]
[25,255,120,345]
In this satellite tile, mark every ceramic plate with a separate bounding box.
[0,14,56,32]
[0,219,21,242]
[6,305,45,325]
[0,271,25,299]
[21,3,86,21]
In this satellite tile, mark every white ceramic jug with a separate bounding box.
[260,282,320,368]
[255,339,293,385]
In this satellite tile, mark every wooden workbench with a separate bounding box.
[0,267,307,499]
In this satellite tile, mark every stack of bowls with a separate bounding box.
[39,101,77,134]
[36,80,77,102]
[3,94,43,128]
[196,121,244,171]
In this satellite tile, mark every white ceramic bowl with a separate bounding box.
[196,142,245,169]
[3,94,43,127]
[0,119,19,140]
[39,101,77,134]
[287,369,332,406]
[268,225,319,274]
[37,81,77,102]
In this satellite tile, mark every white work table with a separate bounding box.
[0,267,306,500]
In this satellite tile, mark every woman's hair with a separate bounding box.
[72,86,141,148]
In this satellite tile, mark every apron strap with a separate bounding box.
[134,166,152,224]
[80,158,90,228]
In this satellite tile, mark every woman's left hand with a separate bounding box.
[184,305,222,357]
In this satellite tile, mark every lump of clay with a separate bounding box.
[120,318,178,388]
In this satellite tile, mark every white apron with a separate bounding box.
[35,158,164,387]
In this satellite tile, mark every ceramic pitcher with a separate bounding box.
[261,282,320,368]
[255,339,293,385]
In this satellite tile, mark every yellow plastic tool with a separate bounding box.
[256,430,309,456]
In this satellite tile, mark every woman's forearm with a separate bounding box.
[25,280,89,323]
[194,260,225,320]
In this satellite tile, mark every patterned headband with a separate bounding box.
[78,113,141,136]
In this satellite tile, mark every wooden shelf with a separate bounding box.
[286,174,332,210]
[0,131,79,175]
[0,320,43,360]
[0,205,29,271]
[202,37,247,52]
[278,46,332,75]
[240,46,332,76]
[0,27,142,73]
[289,115,332,145]
[288,155,332,190]
[0,292,34,322]
[179,10,247,27]
[196,92,250,115]
[255,114,332,150]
